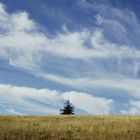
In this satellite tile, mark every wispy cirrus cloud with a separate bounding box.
[1,2,140,68]
[0,2,140,78]
[37,73,140,99]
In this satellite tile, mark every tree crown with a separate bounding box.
[60,100,74,115]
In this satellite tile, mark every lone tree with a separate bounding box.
[60,100,74,115]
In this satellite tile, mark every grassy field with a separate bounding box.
[0,115,140,140]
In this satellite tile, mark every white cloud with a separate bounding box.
[121,100,140,115]
[96,14,103,25]
[37,73,140,99]
[7,108,26,116]
[0,84,113,115]
[62,91,113,114]
[0,2,140,72]
[76,0,94,10]
[129,101,140,115]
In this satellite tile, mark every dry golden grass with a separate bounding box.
[0,115,140,140]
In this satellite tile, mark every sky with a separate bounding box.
[0,0,140,115]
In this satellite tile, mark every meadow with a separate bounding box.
[0,115,140,140]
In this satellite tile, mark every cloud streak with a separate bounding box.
[0,84,113,115]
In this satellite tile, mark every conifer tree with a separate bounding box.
[60,100,74,115]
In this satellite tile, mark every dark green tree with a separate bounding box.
[60,100,74,115]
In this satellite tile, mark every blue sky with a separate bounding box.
[0,0,140,115]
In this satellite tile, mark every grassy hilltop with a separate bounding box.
[0,115,140,140]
